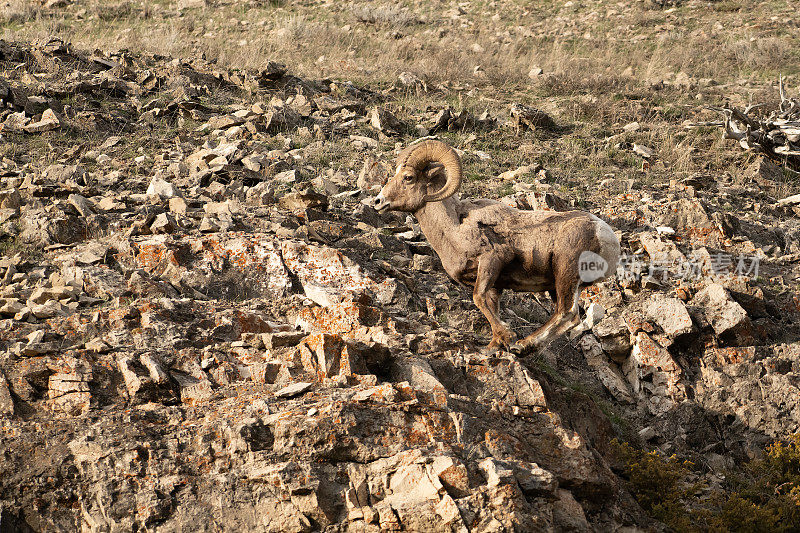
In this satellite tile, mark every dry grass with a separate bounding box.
[4,0,798,88]
[2,0,799,201]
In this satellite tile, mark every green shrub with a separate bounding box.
[614,435,800,532]
[613,440,702,530]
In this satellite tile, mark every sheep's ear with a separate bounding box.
[423,163,446,182]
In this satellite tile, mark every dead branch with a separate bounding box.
[688,79,800,170]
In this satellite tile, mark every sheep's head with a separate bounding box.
[373,140,463,213]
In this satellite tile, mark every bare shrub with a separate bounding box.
[350,5,417,27]
[0,0,40,24]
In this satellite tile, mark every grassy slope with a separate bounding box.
[3,0,800,194]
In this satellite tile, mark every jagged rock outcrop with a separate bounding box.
[2,35,800,533]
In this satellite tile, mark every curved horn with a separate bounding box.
[400,140,463,202]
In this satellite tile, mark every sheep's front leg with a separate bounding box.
[472,255,513,351]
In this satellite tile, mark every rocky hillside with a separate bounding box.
[1,10,800,532]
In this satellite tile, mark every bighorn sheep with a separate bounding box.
[373,140,620,354]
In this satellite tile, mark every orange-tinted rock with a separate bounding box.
[280,241,379,307]
[299,333,368,380]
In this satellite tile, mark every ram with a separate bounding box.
[373,140,620,353]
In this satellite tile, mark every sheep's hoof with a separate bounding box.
[485,336,513,354]
[508,343,533,356]
[484,340,509,355]
[482,345,501,355]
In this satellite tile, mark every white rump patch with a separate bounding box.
[578,251,609,282]
[589,215,620,273]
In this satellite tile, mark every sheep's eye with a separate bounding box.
[403,174,414,182]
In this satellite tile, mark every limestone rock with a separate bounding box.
[280,241,381,307]
[117,355,176,404]
[68,193,95,217]
[591,313,632,359]
[693,283,751,339]
[30,300,67,319]
[0,188,22,210]
[0,372,13,417]
[298,333,367,379]
[644,294,694,338]
[23,108,60,133]
[150,212,177,234]
[623,332,685,415]
[638,231,685,264]
[275,381,313,398]
[48,371,91,416]
[41,164,89,184]
[579,334,634,403]
[370,106,407,134]
[358,156,390,194]
[510,103,556,131]
[146,176,181,199]
[278,189,328,212]
[0,299,24,317]
[657,198,713,231]
[263,331,306,349]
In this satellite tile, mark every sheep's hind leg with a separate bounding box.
[511,283,581,355]
[472,256,513,352]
